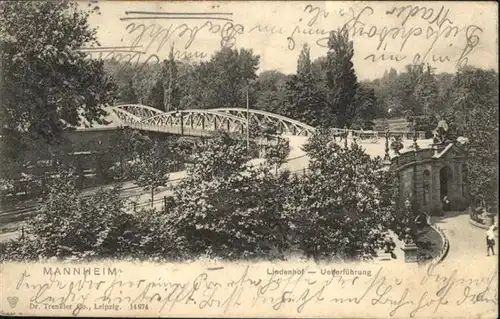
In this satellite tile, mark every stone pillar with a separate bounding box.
[401,243,419,263]
[431,163,442,215]
[412,160,418,212]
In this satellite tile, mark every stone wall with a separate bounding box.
[394,144,468,215]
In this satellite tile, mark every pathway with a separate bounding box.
[432,211,498,266]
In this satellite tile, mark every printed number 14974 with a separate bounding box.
[130,304,149,310]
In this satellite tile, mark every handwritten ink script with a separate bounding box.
[80,2,490,73]
[3,262,497,317]
[291,4,483,68]
[84,10,244,69]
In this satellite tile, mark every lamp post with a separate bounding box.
[383,129,391,164]
[246,84,250,155]
[412,117,419,150]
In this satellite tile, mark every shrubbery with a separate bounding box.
[1,130,401,262]
[289,130,396,260]
[1,169,139,261]
[167,132,292,260]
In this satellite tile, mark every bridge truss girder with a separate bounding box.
[114,104,164,121]
[141,110,248,134]
[212,108,316,137]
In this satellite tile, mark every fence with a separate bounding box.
[350,130,426,141]
[126,196,168,212]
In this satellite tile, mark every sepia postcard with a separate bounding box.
[0,1,498,318]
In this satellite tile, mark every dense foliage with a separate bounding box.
[283,44,326,126]
[291,130,396,260]
[132,140,173,206]
[2,130,399,262]
[1,169,137,260]
[0,1,115,198]
[0,1,116,144]
[444,68,499,209]
[166,132,289,259]
[103,27,375,130]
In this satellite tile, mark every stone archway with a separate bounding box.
[462,164,468,196]
[440,166,453,199]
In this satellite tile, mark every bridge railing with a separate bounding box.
[350,130,426,140]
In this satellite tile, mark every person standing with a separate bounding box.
[442,196,450,212]
[486,225,496,256]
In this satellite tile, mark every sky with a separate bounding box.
[87,1,498,80]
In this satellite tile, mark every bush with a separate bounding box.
[168,132,291,260]
[1,168,139,261]
[290,130,397,260]
[128,206,184,260]
[2,130,401,263]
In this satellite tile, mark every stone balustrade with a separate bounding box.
[427,216,450,265]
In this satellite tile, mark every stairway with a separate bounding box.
[376,252,393,261]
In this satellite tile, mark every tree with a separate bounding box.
[254,70,289,114]
[291,131,395,260]
[0,1,116,146]
[104,60,137,104]
[445,67,499,208]
[247,117,277,140]
[132,64,159,104]
[169,132,289,259]
[109,128,150,179]
[412,64,439,117]
[352,83,377,129]
[162,46,181,112]
[325,27,358,128]
[390,136,404,155]
[132,140,172,206]
[367,65,441,123]
[131,204,182,260]
[118,79,138,104]
[146,76,165,110]
[369,69,403,119]
[199,47,260,108]
[264,137,290,174]
[285,44,327,126]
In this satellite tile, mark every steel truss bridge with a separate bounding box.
[109,104,424,140]
[109,104,316,137]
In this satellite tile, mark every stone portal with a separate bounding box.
[393,143,469,215]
